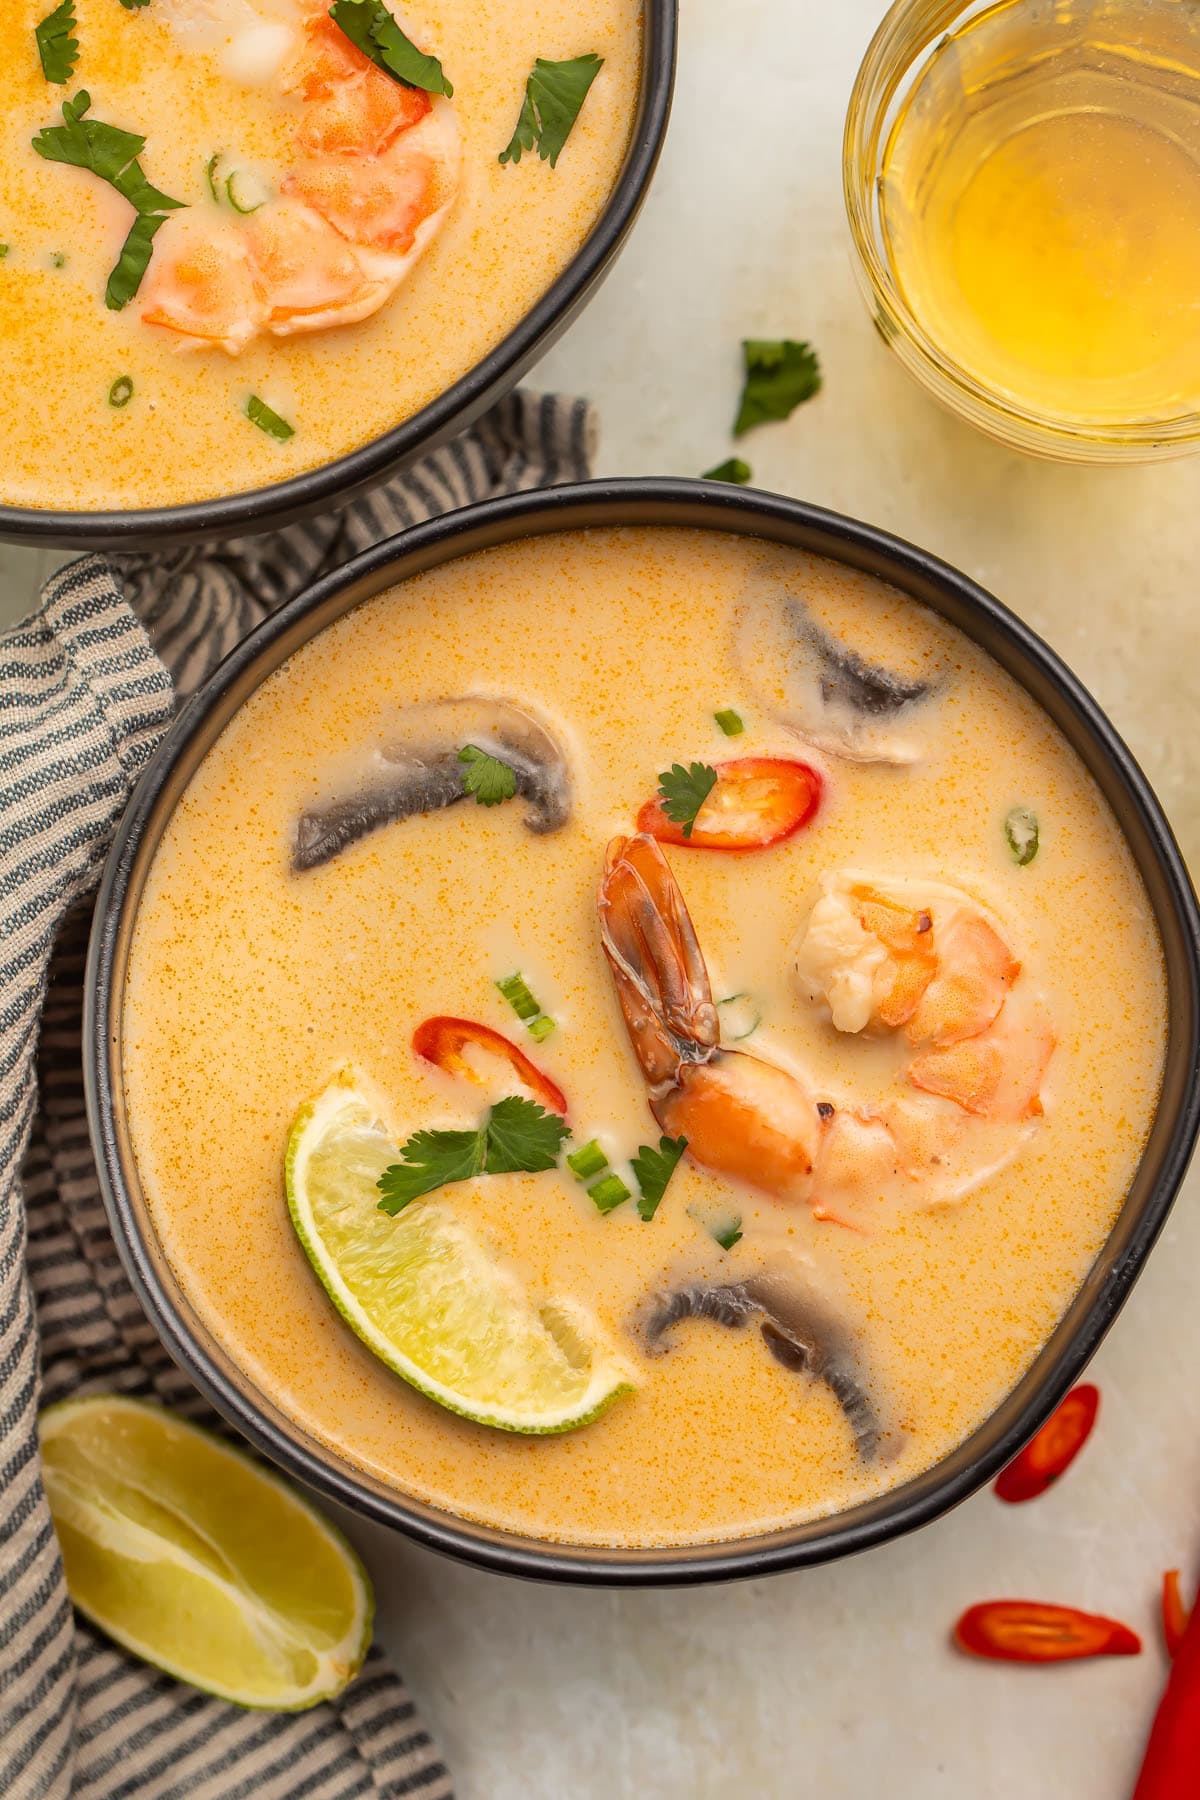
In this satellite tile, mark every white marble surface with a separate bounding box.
[8,1,1200,1794]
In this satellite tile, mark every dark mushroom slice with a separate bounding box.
[640,1271,881,1460]
[293,697,571,873]
[737,580,947,765]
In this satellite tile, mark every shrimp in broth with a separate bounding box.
[142,1,461,351]
[600,838,1055,1230]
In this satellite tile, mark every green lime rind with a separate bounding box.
[286,1074,632,1435]
[38,1394,372,1711]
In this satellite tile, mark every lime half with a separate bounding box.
[286,1074,631,1433]
[39,1395,371,1709]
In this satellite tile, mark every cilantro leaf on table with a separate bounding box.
[329,0,453,95]
[702,457,752,485]
[733,339,821,437]
[36,0,79,85]
[377,1096,570,1214]
[656,761,717,839]
[32,91,184,309]
[632,1135,688,1221]
[500,54,603,169]
[459,745,517,807]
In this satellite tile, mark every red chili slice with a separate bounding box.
[1162,1571,1191,1660]
[637,757,822,851]
[1134,1582,1200,1798]
[994,1383,1100,1503]
[412,1017,567,1115]
[954,1600,1141,1664]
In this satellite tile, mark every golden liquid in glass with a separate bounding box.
[880,0,1200,424]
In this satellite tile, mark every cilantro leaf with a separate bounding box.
[656,761,718,839]
[36,0,79,85]
[733,339,822,437]
[329,0,452,95]
[703,458,751,485]
[105,210,168,309]
[246,395,295,442]
[712,1216,743,1252]
[500,54,603,169]
[377,1095,570,1214]
[32,92,185,310]
[483,1095,569,1174]
[118,0,152,9]
[459,744,517,807]
[377,1124,485,1214]
[632,1135,687,1221]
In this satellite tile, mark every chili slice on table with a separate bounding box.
[1133,1581,1200,1798]
[412,1017,567,1115]
[954,1600,1141,1664]
[994,1383,1100,1503]
[1162,1571,1191,1660]
[638,757,822,851]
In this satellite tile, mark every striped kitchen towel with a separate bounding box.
[0,392,596,1800]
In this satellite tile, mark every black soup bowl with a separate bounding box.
[86,479,1200,1585]
[0,4,675,552]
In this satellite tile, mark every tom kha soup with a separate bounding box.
[0,0,640,512]
[122,527,1166,1549]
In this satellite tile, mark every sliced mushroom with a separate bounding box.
[640,1270,881,1460]
[736,577,947,765]
[294,697,571,872]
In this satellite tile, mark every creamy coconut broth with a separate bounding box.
[122,529,1166,1547]
[0,0,639,511]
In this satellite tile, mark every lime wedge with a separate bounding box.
[286,1074,632,1433]
[39,1395,371,1710]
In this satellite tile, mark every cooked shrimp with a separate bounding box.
[141,0,460,352]
[598,837,1055,1230]
[794,873,1055,1119]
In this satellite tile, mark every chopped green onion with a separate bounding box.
[50,250,66,268]
[205,151,222,205]
[712,1216,743,1251]
[718,993,760,1041]
[496,971,555,1039]
[588,1172,631,1214]
[714,708,744,737]
[566,1139,608,1181]
[0,245,10,259]
[108,375,133,409]
[226,169,264,215]
[245,395,295,441]
[496,972,539,1021]
[1004,805,1040,866]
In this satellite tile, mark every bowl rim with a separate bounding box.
[85,477,1200,1585]
[0,2,677,548]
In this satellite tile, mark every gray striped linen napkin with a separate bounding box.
[1,392,596,1800]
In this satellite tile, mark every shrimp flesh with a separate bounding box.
[598,837,1055,1229]
[141,1,460,352]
